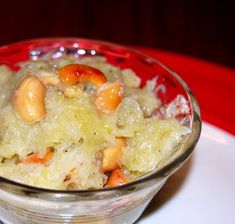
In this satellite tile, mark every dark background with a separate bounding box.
[0,0,234,68]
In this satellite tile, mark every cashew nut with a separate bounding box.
[13,76,46,124]
[39,75,60,87]
[101,138,126,172]
[63,86,83,98]
[95,81,124,114]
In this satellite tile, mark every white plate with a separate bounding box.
[138,122,235,224]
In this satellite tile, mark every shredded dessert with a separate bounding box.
[0,56,189,190]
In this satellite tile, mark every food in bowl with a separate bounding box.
[0,55,189,190]
[0,39,201,224]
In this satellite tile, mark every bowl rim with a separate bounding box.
[0,37,201,196]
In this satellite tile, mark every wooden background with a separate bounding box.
[0,0,234,68]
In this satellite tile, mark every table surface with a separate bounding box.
[136,47,235,136]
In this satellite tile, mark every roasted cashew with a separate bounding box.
[13,76,46,124]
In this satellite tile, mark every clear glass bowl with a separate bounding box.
[0,38,201,224]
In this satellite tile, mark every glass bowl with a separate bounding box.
[0,38,201,224]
